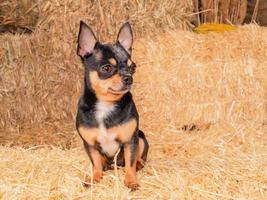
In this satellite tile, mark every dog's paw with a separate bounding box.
[92,171,102,183]
[127,182,140,191]
[83,172,103,187]
[124,178,139,191]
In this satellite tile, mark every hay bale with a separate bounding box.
[0,1,266,199]
[0,25,266,138]
[193,0,247,25]
[0,32,82,131]
[244,0,267,26]
[0,0,39,31]
[0,124,266,199]
[1,0,193,37]
[0,0,266,147]
[133,25,266,131]
[0,0,193,133]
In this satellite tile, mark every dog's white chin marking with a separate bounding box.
[95,101,119,156]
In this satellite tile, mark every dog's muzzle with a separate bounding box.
[122,75,133,86]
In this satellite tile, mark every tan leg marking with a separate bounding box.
[136,138,145,171]
[124,144,139,190]
[89,148,103,183]
[79,127,104,183]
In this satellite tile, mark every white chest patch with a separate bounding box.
[95,101,119,156]
[95,101,115,124]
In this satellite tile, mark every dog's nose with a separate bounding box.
[122,75,133,85]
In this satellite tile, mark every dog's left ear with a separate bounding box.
[77,21,97,57]
[117,22,133,54]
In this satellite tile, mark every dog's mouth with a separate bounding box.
[108,86,130,95]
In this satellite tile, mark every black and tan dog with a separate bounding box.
[76,21,149,190]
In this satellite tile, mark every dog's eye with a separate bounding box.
[101,65,112,73]
[129,63,136,73]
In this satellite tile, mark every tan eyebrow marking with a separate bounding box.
[95,51,103,61]
[127,59,132,66]
[108,58,117,65]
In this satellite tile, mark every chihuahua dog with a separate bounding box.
[76,21,149,190]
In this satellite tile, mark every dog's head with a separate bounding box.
[77,21,136,102]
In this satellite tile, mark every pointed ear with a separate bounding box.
[117,22,133,54]
[77,21,97,57]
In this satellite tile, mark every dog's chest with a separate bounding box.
[79,102,137,157]
[95,102,119,156]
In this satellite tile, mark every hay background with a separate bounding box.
[0,0,267,199]
[1,124,266,199]
[0,0,193,135]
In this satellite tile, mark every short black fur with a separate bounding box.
[76,21,149,174]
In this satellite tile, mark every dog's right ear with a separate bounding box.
[77,21,97,57]
[117,22,133,54]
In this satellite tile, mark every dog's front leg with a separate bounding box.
[83,142,103,183]
[123,133,139,190]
